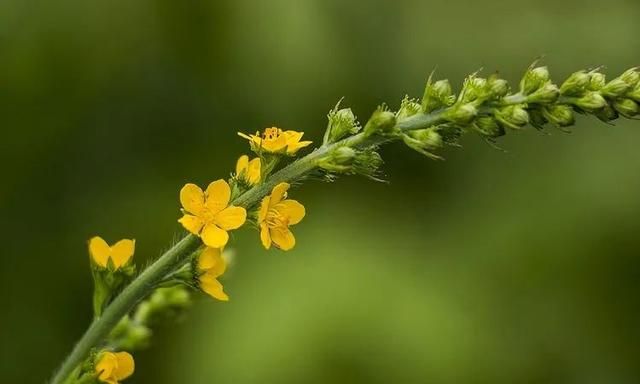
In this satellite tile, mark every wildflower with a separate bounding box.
[258,182,305,251]
[196,247,228,301]
[95,351,134,384]
[178,180,246,248]
[89,237,135,269]
[238,127,312,155]
[235,155,261,186]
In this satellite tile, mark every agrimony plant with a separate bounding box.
[51,63,640,384]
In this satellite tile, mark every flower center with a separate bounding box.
[266,208,289,229]
[262,127,282,142]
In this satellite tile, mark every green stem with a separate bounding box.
[50,99,520,384]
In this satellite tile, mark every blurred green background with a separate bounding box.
[2,0,640,383]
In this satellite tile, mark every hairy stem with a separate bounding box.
[48,93,541,384]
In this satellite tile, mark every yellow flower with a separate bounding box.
[235,155,261,185]
[88,236,135,269]
[196,247,228,301]
[258,182,305,251]
[95,351,134,384]
[238,127,312,155]
[178,180,247,248]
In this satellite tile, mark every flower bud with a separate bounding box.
[494,105,529,129]
[402,129,444,160]
[363,107,396,136]
[620,68,640,87]
[627,85,640,103]
[560,71,590,96]
[542,105,575,127]
[330,146,357,165]
[595,104,619,123]
[588,72,606,91]
[474,116,505,138]
[574,91,607,112]
[527,83,560,104]
[325,107,359,143]
[520,66,550,95]
[396,96,422,120]
[422,78,454,113]
[443,103,477,125]
[613,99,639,118]
[601,78,631,98]
[487,75,509,98]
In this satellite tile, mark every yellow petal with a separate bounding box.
[258,196,271,223]
[260,223,272,249]
[179,183,205,215]
[89,236,111,268]
[288,140,313,154]
[270,182,290,205]
[178,214,204,235]
[110,239,135,268]
[270,227,296,251]
[112,351,135,380]
[283,130,304,143]
[247,157,261,185]
[236,155,249,175]
[214,206,246,230]
[201,224,229,248]
[200,274,229,301]
[205,179,231,213]
[273,200,305,225]
[198,247,222,270]
[96,352,116,381]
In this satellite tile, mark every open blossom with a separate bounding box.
[196,247,228,301]
[238,127,312,155]
[95,351,134,384]
[258,182,305,251]
[235,155,261,186]
[178,180,247,248]
[88,236,135,269]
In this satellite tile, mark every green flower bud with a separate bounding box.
[520,66,550,95]
[487,75,509,98]
[527,83,560,104]
[601,78,631,98]
[560,71,590,96]
[331,146,357,164]
[595,104,619,123]
[627,85,640,103]
[588,72,606,91]
[494,105,529,129]
[620,68,640,87]
[474,116,505,138]
[574,91,607,112]
[613,99,639,118]
[396,96,423,120]
[443,103,477,125]
[363,107,396,136]
[325,107,359,143]
[422,78,454,113]
[403,128,444,160]
[528,108,548,130]
[542,105,575,127]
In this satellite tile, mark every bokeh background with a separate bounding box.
[2,0,640,383]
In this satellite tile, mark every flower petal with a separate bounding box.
[96,352,116,381]
[198,247,221,270]
[200,274,229,301]
[179,183,205,215]
[110,239,135,268]
[89,236,111,268]
[247,157,261,185]
[260,223,272,249]
[214,206,246,230]
[288,140,313,154]
[178,214,204,235]
[112,351,135,380]
[258,196,271,223]
[205,179,231,213]
[201,224,229,248]
[270,182,290,205]
[273,200,305,225]
[236,155,249,175]
[270,227,296,251]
